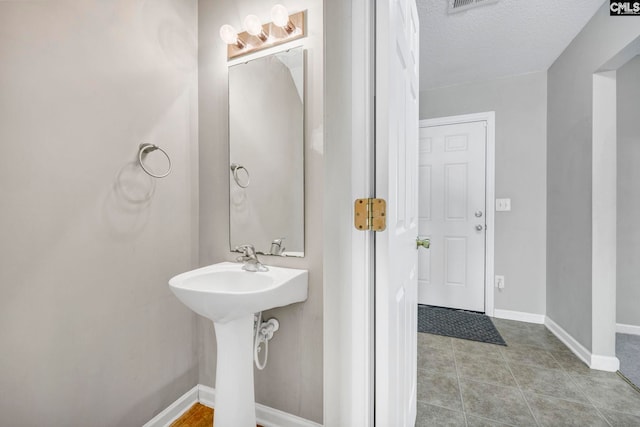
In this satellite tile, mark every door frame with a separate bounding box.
[323,0,376,425]
[419,112,496,316]
[589,35,640,371]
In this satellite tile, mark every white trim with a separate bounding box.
[591,355,620,372]
[493,309,545,324]
[197,384,216,408]
[591,70,618,361]
[545,316,620,372]
[226,40,305,67]
[142,386,198,427]
[419,112,496,317]
[256,402,323,427]
[617,323,640,336]
[350,1,375,424]
[545,316,592,367]
[144,385,322,427]
[197,385,322,427]
[323,0,375,425]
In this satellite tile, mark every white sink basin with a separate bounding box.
[169,261,308,323]
[168,261,308,427]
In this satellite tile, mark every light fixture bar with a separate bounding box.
[226,10,306,60]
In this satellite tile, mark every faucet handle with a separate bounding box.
[269,238,286,255]
[236,244,256,256]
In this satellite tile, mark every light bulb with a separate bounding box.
[244,15,264,36]
[219,24,238,44]
[271,4,290,28]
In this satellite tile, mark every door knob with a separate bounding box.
[475,211,483,218]
[416,237,430,249]
[475,224,484,231]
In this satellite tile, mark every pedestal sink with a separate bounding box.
[168,262,308,427]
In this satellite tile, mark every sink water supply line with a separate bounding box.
[254,312,280,370]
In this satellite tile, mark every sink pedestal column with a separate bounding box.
[213,315,257,427]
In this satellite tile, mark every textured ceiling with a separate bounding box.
[417,0,605,90]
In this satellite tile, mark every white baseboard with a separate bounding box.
[544,317,592,367]
[197,384,215,408]
[545,316,619,372]
[196,385,322,427]
[617,323,640,336]
[144,384,322,427]
[591,354,620,372]
[256,403,322,427]
[257,401,323,427]
[493,309,545,324]
[142,385,198,427]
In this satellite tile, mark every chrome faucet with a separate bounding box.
[235,244,268,272]
[269,238,286,256]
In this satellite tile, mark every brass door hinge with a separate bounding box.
[354,198,386,231]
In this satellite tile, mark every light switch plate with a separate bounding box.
[496,198,511,212]
[495,275,505,289]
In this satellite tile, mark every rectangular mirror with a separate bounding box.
[229,47,305,257]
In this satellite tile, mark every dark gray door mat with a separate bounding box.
[617,333,640,390]
[418,304,506,346]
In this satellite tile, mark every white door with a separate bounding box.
[418,121,487,312]
[375,0,419,425]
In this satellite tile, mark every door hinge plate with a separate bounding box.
[354,198,387,231]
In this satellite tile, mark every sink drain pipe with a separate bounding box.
[253,312,280,370]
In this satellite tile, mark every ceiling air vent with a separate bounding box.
[448,0,499,14]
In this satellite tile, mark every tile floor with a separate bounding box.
[416,318,640,426]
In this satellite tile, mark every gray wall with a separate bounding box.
[617,55,640,328]
[0,1,200,426]
[547,3,640,350]
[198,0,324,423]
[420,72,548,316]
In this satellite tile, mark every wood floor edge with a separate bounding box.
[170,403,264,427]
[145,384,322,427]
[142,386,199,427]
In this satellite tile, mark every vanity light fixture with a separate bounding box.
[271,4,296,33]
[219,7,306,60]
[219,24,245,48]
[243,14,268,41]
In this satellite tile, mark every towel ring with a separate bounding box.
[138,143,172,178]
[230,163,250,188]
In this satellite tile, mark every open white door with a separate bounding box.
[375,0,420,425]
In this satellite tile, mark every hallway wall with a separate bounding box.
[547,3,640,351]
[617,55,640,329]
[420,71,548,317]
[197,0,324,423]
[0,1,200,425]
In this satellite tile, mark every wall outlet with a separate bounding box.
[495,275,505,289]
[496,198,511,211]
